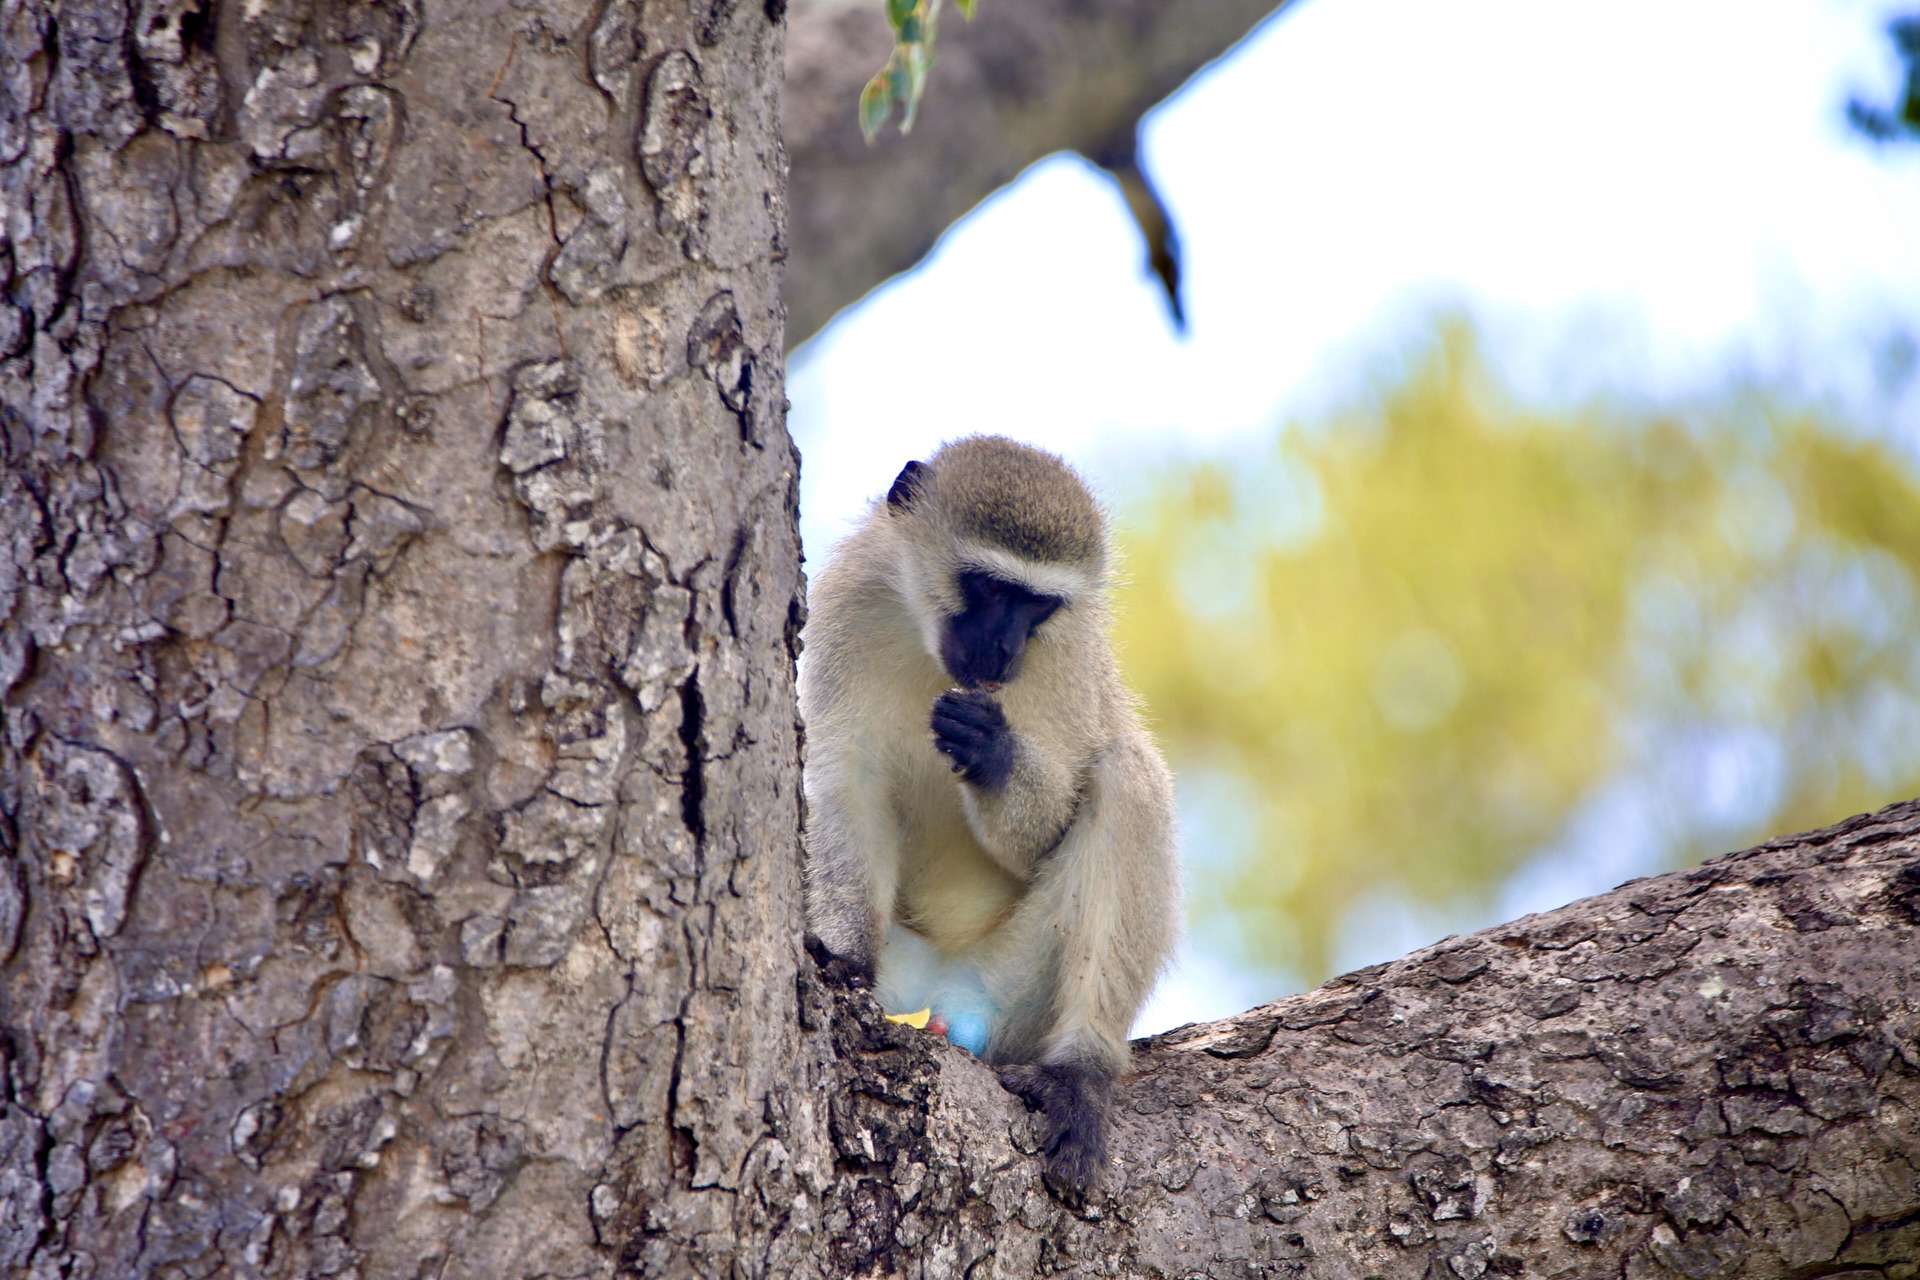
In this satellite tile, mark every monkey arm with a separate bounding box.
[801,746,900,971]
[932,690,1086,878]
[960,740,1085,878]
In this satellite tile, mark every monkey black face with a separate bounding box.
[940,570,1063,689]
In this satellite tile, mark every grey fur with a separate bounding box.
[800,437,1180,1176]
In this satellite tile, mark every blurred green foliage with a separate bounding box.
[1113,323,1920,983]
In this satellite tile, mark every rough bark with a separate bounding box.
[782,0,1288,345]
[0,1,801,1276]
[810,798,1920,1280]
[5,3,1919,1279]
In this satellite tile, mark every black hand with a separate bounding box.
[931,690,1017,790]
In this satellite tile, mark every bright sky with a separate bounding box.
[787,0,1920,1032]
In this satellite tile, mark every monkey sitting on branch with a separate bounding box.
[801,434,1179,1196]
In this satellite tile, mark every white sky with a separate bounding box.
[786,0,1920,1033]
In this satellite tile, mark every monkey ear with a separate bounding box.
[886,460,928,511]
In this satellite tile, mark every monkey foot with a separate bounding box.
[804,934,874,991]
[998,1061,1113,1202]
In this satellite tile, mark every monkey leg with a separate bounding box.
[979,731,1178,1194]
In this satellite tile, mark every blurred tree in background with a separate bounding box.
[1114,323,1920,986]
[1849,11,1920,141]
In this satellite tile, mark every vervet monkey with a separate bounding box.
[801,435,1179,1194]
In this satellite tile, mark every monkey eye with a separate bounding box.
[954,569,1063,641]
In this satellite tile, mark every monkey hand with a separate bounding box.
[931,689,1017,790]
[998,1062,1113,1202]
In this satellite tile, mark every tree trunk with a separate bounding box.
[0,1,801,1275]
[4,4,1918,1280]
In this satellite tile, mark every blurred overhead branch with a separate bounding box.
[784,0,1288,346]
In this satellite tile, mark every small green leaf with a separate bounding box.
[859,0,953,139]
[859,71,893,142]
[900,44,929,133]
[887,54,911,103]
[953,0,975,20]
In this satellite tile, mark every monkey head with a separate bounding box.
[882,436,1108,690]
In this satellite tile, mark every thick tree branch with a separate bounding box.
[783,0,1289,345]
[809,798,1920,1277]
